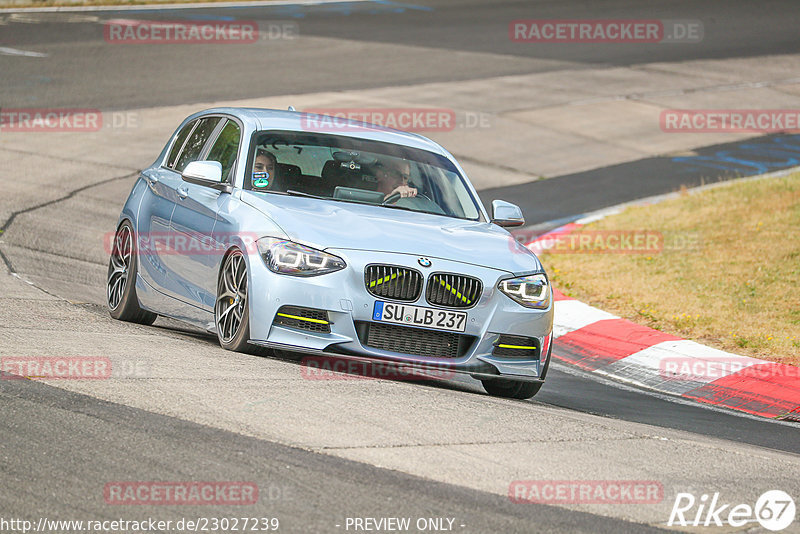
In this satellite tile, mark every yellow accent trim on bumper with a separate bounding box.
[276,312,329,325]
[497,344,537,350]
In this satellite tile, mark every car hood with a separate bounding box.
[241,192,542,274]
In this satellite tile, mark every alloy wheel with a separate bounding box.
[215,251,248,343]
[107,225,133,310]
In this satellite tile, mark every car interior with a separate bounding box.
[246,133,482,221]
[254,148,410,200]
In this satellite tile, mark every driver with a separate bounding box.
[375,159,417,201]
[252,149,278,190]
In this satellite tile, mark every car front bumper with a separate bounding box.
[247,248,554,381]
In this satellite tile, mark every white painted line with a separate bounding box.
[553,299,617,338]
[6,12,99,22]
[0,46,48,57]
[0,0,370,13]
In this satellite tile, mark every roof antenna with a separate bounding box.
[287,106,296,112]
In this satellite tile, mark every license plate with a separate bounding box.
[372,301,467,333]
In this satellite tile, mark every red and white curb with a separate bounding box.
[525,222,800,422]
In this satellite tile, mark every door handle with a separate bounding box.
[177,186,189,199]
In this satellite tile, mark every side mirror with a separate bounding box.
[490,200,525,228]
[181,161,228,191]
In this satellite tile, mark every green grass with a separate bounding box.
[542,172,800,367]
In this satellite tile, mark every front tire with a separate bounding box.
[482,378,543,399]
[215,249,253,353]
[107,221,157,325]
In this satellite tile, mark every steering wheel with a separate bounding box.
[382,192,402,205]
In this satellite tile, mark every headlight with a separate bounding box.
[257,237,345,276]
[498,273,550,309]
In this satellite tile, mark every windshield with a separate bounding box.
[247,130,483,221]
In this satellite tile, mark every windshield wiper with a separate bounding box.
[286,189,327,199]
[286,189,445,217]
[286,190,361,205]
[379,203,415,213]
[380,203,446,217]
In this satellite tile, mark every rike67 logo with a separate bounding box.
[669,490,795,531]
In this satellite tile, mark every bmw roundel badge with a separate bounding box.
[418,257,432,268]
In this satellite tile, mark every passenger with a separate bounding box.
[375,159,417,201]
[252,149,278,190]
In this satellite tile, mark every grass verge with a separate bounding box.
[541,172,800,367]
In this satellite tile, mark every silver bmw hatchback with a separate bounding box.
[107,107,554,399]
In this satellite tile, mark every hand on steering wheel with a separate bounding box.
[382,185,417,204]
[383,190,435,206]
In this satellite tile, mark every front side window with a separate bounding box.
[166,120,196,169]
[247,131,482,221]
[174,117,222,173]
[206,120,241,183]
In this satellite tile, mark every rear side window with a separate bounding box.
[206,120,241,183]
[174,117,222,172]
[166,120,196,169]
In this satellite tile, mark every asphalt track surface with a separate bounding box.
[2,1,799,532]
[1,0,800,109]
[1,372,668,534]
[479,132,800,226]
